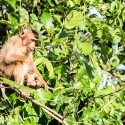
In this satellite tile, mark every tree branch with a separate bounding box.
[0,81,68,125]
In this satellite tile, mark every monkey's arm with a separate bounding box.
[4,54,48,90]
[4,54,29,64]
[30,59,48,91]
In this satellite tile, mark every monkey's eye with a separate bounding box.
[31,39,35,42]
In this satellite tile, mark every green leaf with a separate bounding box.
[110,56,120,67]
[0,77,35,93]
[40,12,54,29]
[20,8,29,23]
[54,48,62,55]
[110,1,116,12]
[65,10,83,29]
[6,0,16,10]
[24,120,31,125]
[35,57,55,78]
[54,65,69,74]
[46,59,55,78]
[30,14,42,31]
[74,66,86,81]
[113,35,121,43]
[34,88,52,104]
[95,86,114,97]
[81,43,92,55]
[85,62,95,79]
[7,13,19,28]
[0,100,9,110]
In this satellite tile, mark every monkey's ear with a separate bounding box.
[19,30,27,39]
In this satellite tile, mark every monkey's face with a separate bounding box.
[27,40,36,51]
[26,33,38,51]
[20,29,38,48]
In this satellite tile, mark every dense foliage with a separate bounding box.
[0,0,125,124]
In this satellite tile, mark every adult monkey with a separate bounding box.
[0,28,48,91]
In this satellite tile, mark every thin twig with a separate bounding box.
[0,83,7,99]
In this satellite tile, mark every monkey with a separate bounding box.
[0,28,48,93]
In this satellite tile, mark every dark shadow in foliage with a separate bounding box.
[87,23,97,38]
[32,103,50,125]
[0,24,7,44]
[20,106,29,118]
[85,62,95,79]
[38,113,48,125]
[0,99,10,111]
[49,119,62,125]
[102,27,113,42]
[58,32,69,38]
[75,53,95,79]
[100,45,113,64]
[121,112,125,125]
[32,103,41,117]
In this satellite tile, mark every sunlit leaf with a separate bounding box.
[35,57,55,78]
[7,13,19,28]
[34,88,52,104]
[65,10,83,29]
[95,87,114,97]
[30,14,42,31]
[40,12,54,29]
[110,56,120,67]
[20,8,29,23]
[6,0,16,10]
[78,42,92,55]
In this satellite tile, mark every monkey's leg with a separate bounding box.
[13,62,29,96]
[13,62,28,85]
[0,64,15,99]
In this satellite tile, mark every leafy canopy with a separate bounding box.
[0,0,125,124]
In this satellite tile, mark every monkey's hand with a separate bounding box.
[36,80,48,91]
[27,80,48,91]
[41,80,48,91]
